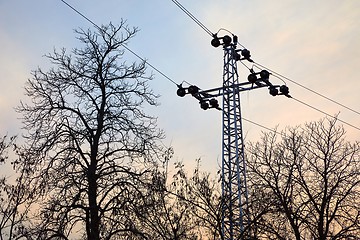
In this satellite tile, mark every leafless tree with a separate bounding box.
[247,118,360,239]
[134,162,200,239]
[146,158,223,240]
[0,136,34,240]
[16,22,166,239]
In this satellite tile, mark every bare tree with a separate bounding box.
[180,160,223,239]
[146,158,223,240]
[134,162,201,240]
[247,118,360,239]
[0,136,34,240]
[0,135,18,239]
[16,22,166,239]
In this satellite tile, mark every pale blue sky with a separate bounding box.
[1,0,359,173]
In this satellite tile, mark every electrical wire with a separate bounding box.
[60,0,98,29]
[59,0,294,136]
[242,118,286,137]
[170,0,360,121]
[122,45,178,86]
[60,0,178,86]
[216,28,248,49]
[292,97,360,131]
[253,61,360,116]
[171,0,213,37]
[252,64,287,85]
[59,0,359,134]
[216,28,233,35]
[211,27,360,118]
[249,61,360,132]
[232,40,360,119]
[247,61,360,131]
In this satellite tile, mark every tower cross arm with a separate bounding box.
[195,81,269,99]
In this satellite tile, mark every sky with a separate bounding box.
[0,0,359,174]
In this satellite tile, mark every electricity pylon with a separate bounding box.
[177,33,290,240]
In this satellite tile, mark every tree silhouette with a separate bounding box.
[16,22,165,239]
[247,118,360,239]
[141,158,223,240]
[0,136,35,240]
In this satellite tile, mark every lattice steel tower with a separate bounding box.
[220,37,250,239]
[176,33,290,239]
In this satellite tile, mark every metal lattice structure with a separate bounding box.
[221,44,250,239]
[176,33,290,240]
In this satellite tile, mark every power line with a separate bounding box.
[121,45,178,86]
[253,61,360,116]
[170,0,213,37]
[292,97,360,131]
[174,0,360,125]
[59,0,359,134]
[60,0,178,86]
[58,0,293,138]
[242,61,360,131]
[60,0,98,29]
[242,118,286,137]
[168,0,360,119]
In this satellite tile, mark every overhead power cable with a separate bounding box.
[121,45,178,86]
[60,0,178,86]
[242,118,286,137]
[292,97,360,131]
[59,0,290,136]
[59,0,359,133]
[253,61,360,116]
[171,1,360,129]
[60,0,98,29]
[168,0,360,119]
[171,0,213,37]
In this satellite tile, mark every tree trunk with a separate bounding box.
[88,165,100,240]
